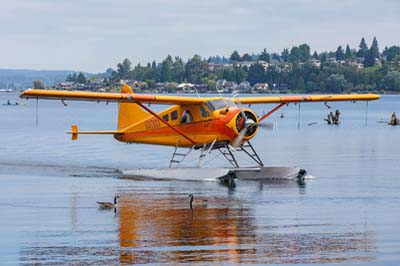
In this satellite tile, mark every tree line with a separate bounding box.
[75,37,400,93]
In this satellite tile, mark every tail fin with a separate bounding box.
[118,84,150,130]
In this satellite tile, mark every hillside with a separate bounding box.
[0,69,89,89]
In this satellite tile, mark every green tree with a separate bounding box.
[185,55,207,83]
[241,53,252,61]
[114,58,132,80]
[357,37,368,58]
[345,44,352,59]
[160,55,173,82]
[33,80,44,89]
[77,72,87,84]
[382,46,400,62]
[370,37,380,59]
[289,44,310,62]
[172,56,185,83]
[230,50,241,62]
[335,46,345,61]
[295,77,305,92]
[247,63,266,85]
[281,48,289,62]
[382,71,400,91]
[234,66,247,83]
[325,74,349,93]
[364,37,380,67]
[258,49,270,62]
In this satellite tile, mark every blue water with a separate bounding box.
[0,92,399,265]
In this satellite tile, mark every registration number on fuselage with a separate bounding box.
[145,118,161,129]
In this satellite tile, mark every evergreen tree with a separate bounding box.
[364,37,380,67]
[115,58,132,80]
[241,53,252,61]
[77,72,87,84]
[234,66,247,83]
[151,61,160,81]
[289,44,310,62]
[185,55,207,83]
[281,48,289,62]
[160,55,173,82]
[247,63,266,85]
[312,51,319,59]
[370,37,380,60]
[335,46,345,61]
[172,56,185,83]
[345,44,352,59]
[230,50,241,62]
[259,48,270,62]
[357,37,368,58]
[382,46,400,62]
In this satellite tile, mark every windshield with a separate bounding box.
[205,99,235,111]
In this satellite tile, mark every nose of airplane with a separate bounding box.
[227,109,259,141]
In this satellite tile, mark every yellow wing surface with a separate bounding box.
[20,88,208,105]
[20,87,380,105]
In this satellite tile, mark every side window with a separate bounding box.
[171,110,178,121]
[162,114,169,121]
[180,110,193,124]
[200,106,209,118]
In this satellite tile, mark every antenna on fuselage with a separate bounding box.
[297,103,301,129]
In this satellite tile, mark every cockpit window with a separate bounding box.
[205,99,235,111]
[200,106,209,118]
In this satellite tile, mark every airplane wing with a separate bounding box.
[234,94,380,104]
[21,88,380,105]
[20,88,210,105]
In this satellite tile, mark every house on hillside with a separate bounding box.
[310,58,321,68]
[216,79,237,93]
[254,83,270,93]
[237,81,251,93]
[57,82,76,90]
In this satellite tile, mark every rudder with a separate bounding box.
[118,84,150,130]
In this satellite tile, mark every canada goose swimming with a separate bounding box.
[188,194,208,210]
[97,195,119,209]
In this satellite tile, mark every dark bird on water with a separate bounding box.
[188,194,208,210]
[97,195,119,209]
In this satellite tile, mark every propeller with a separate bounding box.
[231,90,276,148]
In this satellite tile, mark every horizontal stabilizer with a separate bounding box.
[68,125,122,141]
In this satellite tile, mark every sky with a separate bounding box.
[0,0,399,73]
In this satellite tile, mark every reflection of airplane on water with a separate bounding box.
[20,85,379,168]
[19,192,376,265]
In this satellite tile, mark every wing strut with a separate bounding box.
[258,103,286,122]
[36,97,39,126]
[135,102,197,145]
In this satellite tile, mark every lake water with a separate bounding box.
[0,92,399,265]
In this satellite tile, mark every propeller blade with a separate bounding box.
[256,121,276,130]
[232,126,248,148]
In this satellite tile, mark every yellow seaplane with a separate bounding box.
[20,85,379,169]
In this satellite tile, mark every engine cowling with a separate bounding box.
[232,109,258,138]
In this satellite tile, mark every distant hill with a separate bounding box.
[0,69,94,89]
